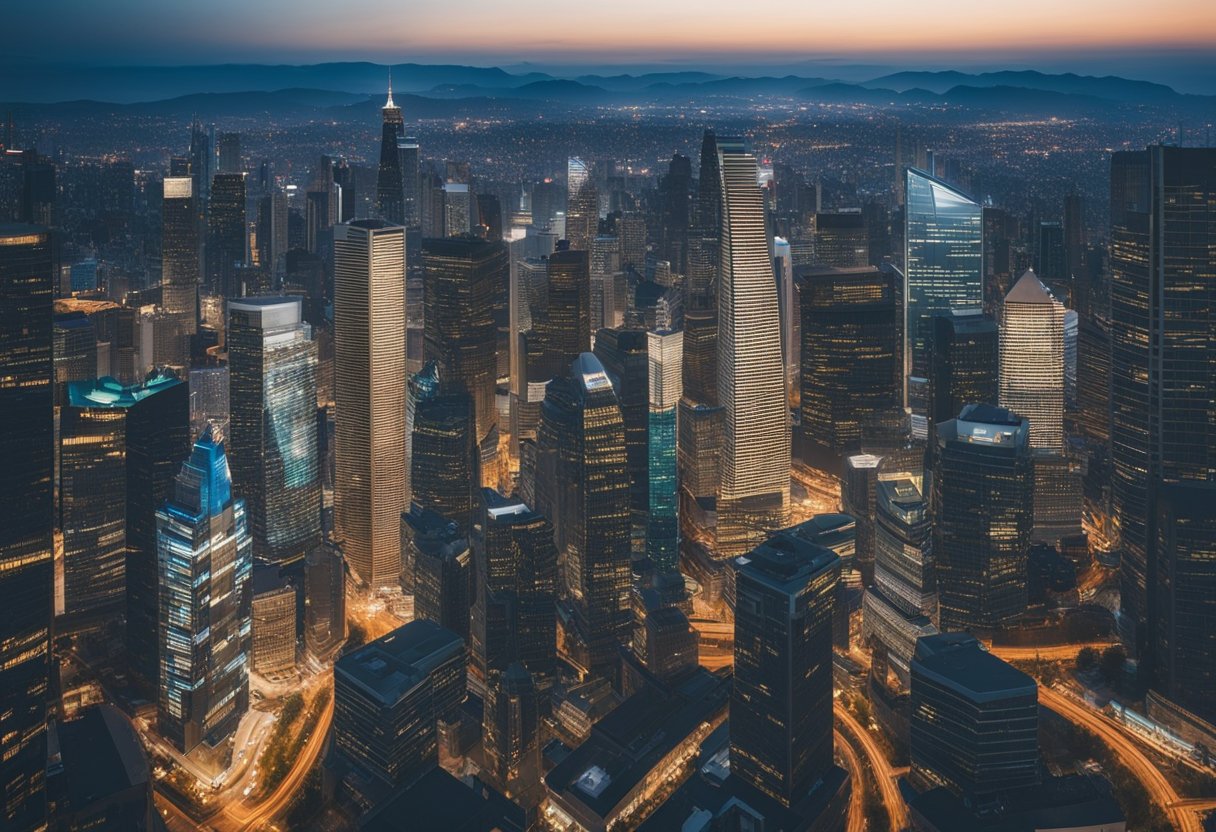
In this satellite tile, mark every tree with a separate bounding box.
[1076,647,1099,672]
[1099,645,1127,685]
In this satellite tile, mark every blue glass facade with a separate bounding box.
[904,169,984,383]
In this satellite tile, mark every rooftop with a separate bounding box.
[912,634,1036,699]
[336,620,463,708]
[1004,269,1056,305]
[735,531,840,595]
[67,372,183,410]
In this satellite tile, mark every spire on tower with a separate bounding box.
[385,69,395,109]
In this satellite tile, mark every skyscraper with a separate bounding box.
[566,157,597,251]
[797,264,902,470]
[228,297,321,564]
[1110,147,1216,660]
[593,327,650,542]
[934,404,1033,632]
[716,140,790,556]
[0,224,53,830]
[732,530,839,808]
[156,427,253,754]
[161,176,199,362]
[927,309,999,432]
[305,542,347,661]
[334,220,407,588]
[999,269,1065,452]
[407,506,472,643]
[59,372,188,628]
[409,393,478,533]
[539,245,591,376]
[904,168,983,409]
[647,330,682,571]
[206,172,246,297]
[376,78,406,224]
[533,353,632,682]
[422,236,506,482]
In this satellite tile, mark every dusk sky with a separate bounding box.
[9,0,1216,66]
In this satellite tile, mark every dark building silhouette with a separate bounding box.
[812,212,868,268]
[206,172,246,297]
[532,353,632,683]
[927,309,999,431]
[797,264,902,469]
[0,224,53,831]
[732,530,840,808]
[910,633,1039,800]
[304,542,346,660]
[408,507,472,643]
[376,80,406,224]
[934,405,1032,632]
[409,393,478,533]
[593,327,650,537]
[483,661,541,798]
[659,153,692,275]
[1110,146,1216,662]
[539,245,591,376]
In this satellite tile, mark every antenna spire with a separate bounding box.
[385,68,395,108]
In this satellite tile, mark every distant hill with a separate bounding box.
[863,69,1182,103]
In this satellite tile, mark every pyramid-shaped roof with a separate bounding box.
[1005,269,1054,305]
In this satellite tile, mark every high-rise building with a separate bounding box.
[533,353,632,682]
[732,530,839,808]
[399,134,421,227]
[539,245,590,376]
[483,661,541,797]
[812,211,868,268]
[0,224,53,830]
[999,270,1065,452]
[716,140,790,556]
[330,620,466,791]
[647,330,682,571]
[156,427,253,754]
[594,327,650,541]
[407,506,472,642]
[1110,147,1216,659]
[217,132,242,174]
[471,491,558,697]
[376,79,406,224]
[305,542,347,660]
[927,309,999,432]
[422,236,506,481]
[904,168,983,408]
[53,312,97,406]
[409,393,478,533]
[566,157,598,251]
[161,176,199,362]
[910,633,1039,799]
[206,172,246,297]
[797,264,902,470]
[251,574,296,676]
[659,153,692,275]
[934,405,1032,632]
[333,220,407,588]
[59,373,187,627]
[228,297,320,564]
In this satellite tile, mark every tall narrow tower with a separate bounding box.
[999,269,1064,452]
[716,140,790,557]
[376,74,406,225]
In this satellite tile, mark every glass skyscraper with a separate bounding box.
[228,297,321,564]
[376,80,405,224]
[0,224,53,831]
[904,168,984,404]
[156,427,252,754]
[647,330,682,571]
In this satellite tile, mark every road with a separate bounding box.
[222,690,335,831]
[1038,686,1202,832]
[835,729,866,832]
[835,703,907,831]
[988,642,1115,662]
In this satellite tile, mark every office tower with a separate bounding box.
[589,234,620,331]
[841,453,881,579]
[659,152,692,275]
[305,542,346,660]
[1035,221,1067,295]
[156,427,253,754]
[330,620,466,790]
[934,405,1033,631]
[1151,482,1216,729]
[999,270,1065,452]
[1063,193,1086,281]
[594,327,650,539]
[333,220,407,588]
[1064,308,1078,409]
[161,176,199,358]
[251,574,296,675]
[399,134,421,227]
[471,491,558,695]
[732,531,839,807]
[1110,147,1216,659]
[772,237,797,398]
[256,189,288,280]
[59,373,185,627]
[540,245,591,375]
[206,172,246,297]
[409,393,478,532]
[566,157,597,250]
[533,354,632,682]
[862,478,938,685]
[716,140,790,556]
[228,297,320,564]
[904,168,983,405]
[0,224,53,830]
[407,506,472,642]
[188,365,229,439]
[797,264,902,469]
[633,603,699,682]
[189,120,212,208]
[217,132,242,174]
[53,312,97,405]
[618,212,647,271]
[812,211,868,268]
[442,183,472,236]
[910,634,1039,799]
[422,236,506,481]
[680,304,717,404]
[376,79,406,224]
[927,309,999,431]
[483,661,541,796]
[647,330,682,570]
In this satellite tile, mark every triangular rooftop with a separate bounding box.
[1005,269,1054,304]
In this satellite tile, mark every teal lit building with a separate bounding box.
[647,330,682,571]
[157,427,252,754]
